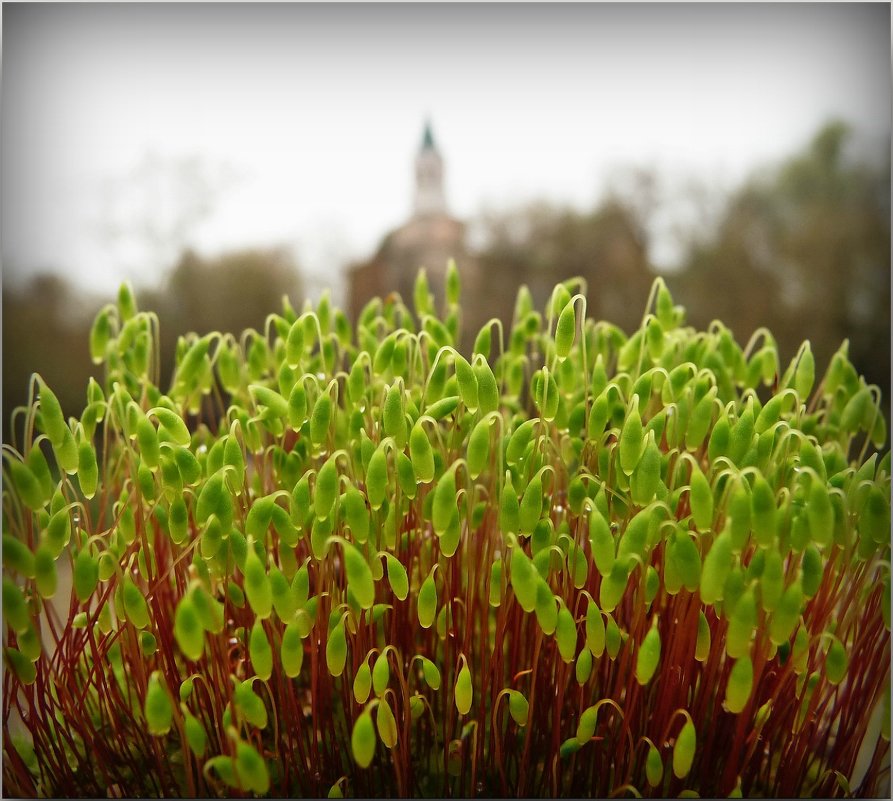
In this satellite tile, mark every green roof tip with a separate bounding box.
[421,120,436,151]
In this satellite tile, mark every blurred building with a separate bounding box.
[345,122,653,347]
[346,122,477,322]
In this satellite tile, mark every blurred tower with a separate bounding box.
[414,121,447,217]
[346,121,476,326]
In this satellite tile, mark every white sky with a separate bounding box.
[2,3,890,301]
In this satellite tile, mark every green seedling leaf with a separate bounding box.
[455,660,473,715]
[619,400,645,476]
[555,299,576,359]
[454,354,478,412]
[760,549,784,612]
[33,546,57,599]
[600,559,631,613]
[418,656,440,690]
[555,606,577,662]
[673,720,696,779]
[326,619,348,677]
[535,580,558,634]
[249,619,273,680]
[425,395,460,421]
[269,565,297,621]
[646,743,663,787]
[145,671,172,736]
[825,637,847,684]
[344,543,375,610]
[123,575,150,629]
[372,651,390,696]
[184,712,207,757]
[575,647,593,684]
[695,611,711,662]
[352,711,377,768]
[244,545,272,619]
[531,369,559,421]
[769,581,803,645]
[395,451,417,499]
[500,471,521,534]
[750,475,777,547]
[174,594,204,661]
[806,480,834,547]
[489,561,503,607]
[235,679,268,729]
[18,622,42,661]
[589,508,615,577]
[506,419,537,466]
[75,438,98,499]
[467,417,491,479]
[586,601,606,657]
[205,755,240,789]
[432,466,457,537]
[342,487,370,543]
[409,421,435,483]
[635,621,661,685]
[519,474,544,535]
[726,588,756,659]
[725,656,754,714]
[700,529,732,605]
[354,660,372,704]
[7,459,46,512]
[3,535,35,578]
[315,456,339,520]
[366,445,388,510]
[45,508,71,557]
[689,467,713,531]
[151,407,191,447]
[383,382,408,448]
[801,544,823,598]
[575,704,602,744]
[375,696,398,750]
[281,622,304,677]
[686,387,715,451]
[508,690,529,725]
[286,319,305,367]
[169,496,189,545]
[384,554,408,601]
[5,647,37,684]
[310,392,333,445]
[196,470,234,532]
[236,740,270,795]
[191,584,224,633]
[37,378,68,445]
[418,571,438,629]
[860,485,891,545]
[474,358,499,414]
[632,432,662,505]
[510,547,538,611]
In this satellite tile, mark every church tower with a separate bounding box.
[413,121,447,217]
[347,119,475,328]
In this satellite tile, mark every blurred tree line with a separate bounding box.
[2,248,303,442]
[3,119,889,444]
[469,196,654,339]
[470,120,889,404]
[675,121,890,396]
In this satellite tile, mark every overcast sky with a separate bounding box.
[2,3,890,299]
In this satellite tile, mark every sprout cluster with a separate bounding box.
[2,266,890,798]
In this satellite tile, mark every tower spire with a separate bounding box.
[421,119,436,151]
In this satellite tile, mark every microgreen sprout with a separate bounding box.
[1,272,889,797]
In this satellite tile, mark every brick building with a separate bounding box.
[346,122,654,347]
[345,122,477,324]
